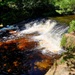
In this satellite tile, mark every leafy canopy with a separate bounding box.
[53,0,75,14]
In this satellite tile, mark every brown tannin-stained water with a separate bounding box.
[0,18,68,75]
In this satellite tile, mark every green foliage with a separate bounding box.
[53,0,75,14]
[61,35,67,47]
[0,0,16,6]
[68,20,75,32]
[61,34,75,52]
[0,0,57,25]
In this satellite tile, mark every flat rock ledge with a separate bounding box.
[45,62,69,75]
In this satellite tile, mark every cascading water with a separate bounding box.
[0,18,69,75]
[18,19,69,55]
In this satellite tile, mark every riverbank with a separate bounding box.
[45,58,69,75]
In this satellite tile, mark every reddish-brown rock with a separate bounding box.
[0,37,37,51]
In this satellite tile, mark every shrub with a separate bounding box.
[61,35,67,47]
[68,20,75,33]
[53,0,75,15]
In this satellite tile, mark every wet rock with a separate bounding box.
[0,37,37,51]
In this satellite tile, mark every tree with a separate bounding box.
[0,0,56,25]
[0,0,16,6]
[53,0,75,14]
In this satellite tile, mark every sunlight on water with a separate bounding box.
[18,19,69,54]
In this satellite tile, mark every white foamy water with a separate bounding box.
[18,19,69,54]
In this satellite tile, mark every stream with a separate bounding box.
[0,18,69,75]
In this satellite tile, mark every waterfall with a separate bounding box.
[18,19,69,54]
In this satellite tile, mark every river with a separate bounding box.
[0,17,72,75]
